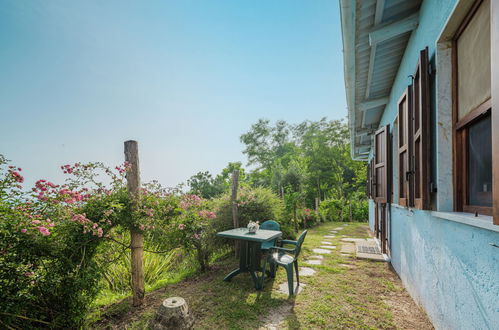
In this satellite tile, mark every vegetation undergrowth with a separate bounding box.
[90,222,432,330]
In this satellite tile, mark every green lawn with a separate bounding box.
[91,222,432,329]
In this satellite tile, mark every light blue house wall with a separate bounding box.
[369,0,499,328]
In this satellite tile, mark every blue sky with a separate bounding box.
[0,0,346,188]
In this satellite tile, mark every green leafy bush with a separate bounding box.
[212,186,285,228]
[318,196,368,222]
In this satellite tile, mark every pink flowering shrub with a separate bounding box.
[169,194,218,271]
[302,207,319,228]
[0,155,180,328]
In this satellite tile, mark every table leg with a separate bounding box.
[223,240,265,290]
[248,241,264,290]
[223,240,249,282]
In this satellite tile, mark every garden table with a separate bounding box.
[216,228,282,290]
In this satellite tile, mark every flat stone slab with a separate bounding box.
[299,267,316,276]
[320,245,337,250]
[276,282,306,296]
[357,252,386,261]
[340,238,361,242]
[324,235,335,239]
[339,263,356,269]
[334,227,344,230]
[330,231,338,233]
[321,241,332,245]
[309,255,324,259]
[313,248,332,254]
[340,243,356,254]
[304,259,322,265]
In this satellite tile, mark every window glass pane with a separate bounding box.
[468,114,492,206]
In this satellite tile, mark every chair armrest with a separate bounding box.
[269,246,295,254]
[281,240,297,246]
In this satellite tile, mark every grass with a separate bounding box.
[91,222,432,329]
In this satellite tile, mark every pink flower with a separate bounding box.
[193,233,200,240]
[97,228,103,237]
[21,228,27,233]
[139,224,145,231]
[11,171,24,183]
[178,224,185,230]
[32,220,41,225]
[37,226,51,236]
[146,208,154,217]
[24,272,34,277]
[47,223,55,227]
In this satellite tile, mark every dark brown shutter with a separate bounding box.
[367,161,372,198]
[412,48,431,210]
[492,0,499,225]
[397,88,413,206]
[374,125,390,204]
[371,158,375,199]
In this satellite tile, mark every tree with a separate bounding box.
[187,171,224,199]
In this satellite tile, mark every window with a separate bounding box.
[454,0,493,216]
[396,48,431,210]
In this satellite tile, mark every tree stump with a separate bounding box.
[151,297,194,330]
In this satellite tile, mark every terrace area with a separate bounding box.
[92,222,432,329]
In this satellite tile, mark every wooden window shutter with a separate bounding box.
[412,48,431,210]
[367,161,372,198]
[492,0,499,225]
[368,158,375,199]
[374,125,391,204]
[397,88,414,206]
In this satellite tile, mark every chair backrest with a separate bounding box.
[293,230,308,259]
[260,220,281,250]
[260,220,280,231]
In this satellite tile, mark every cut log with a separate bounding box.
[151,297,194,330]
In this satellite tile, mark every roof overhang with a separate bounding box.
[340,0,422,161]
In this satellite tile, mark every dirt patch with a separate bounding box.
[258,302,294,330]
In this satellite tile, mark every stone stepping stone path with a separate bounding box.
[320,245,337,250]
[334,227,344,230]
[340,243,356,254]
[276,282,306,295]
[304,259,322,265]
[330,231,338,234]
[324,235,335,239]
[322,241,332,245]
[299,267,316,276]
[339,263,356,269]
[313,248,332,254]
[309,255,324,259]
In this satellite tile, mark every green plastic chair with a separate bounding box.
[261,230,308,296]
[259,220,281,251]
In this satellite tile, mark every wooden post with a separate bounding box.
[349,200,353,222]
[231,170,239,256]
[293,202,298,232]
[124,140,144,307]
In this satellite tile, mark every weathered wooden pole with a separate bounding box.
[349,201,353,222]
[231,170,239,256]
[124,140,145,307]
